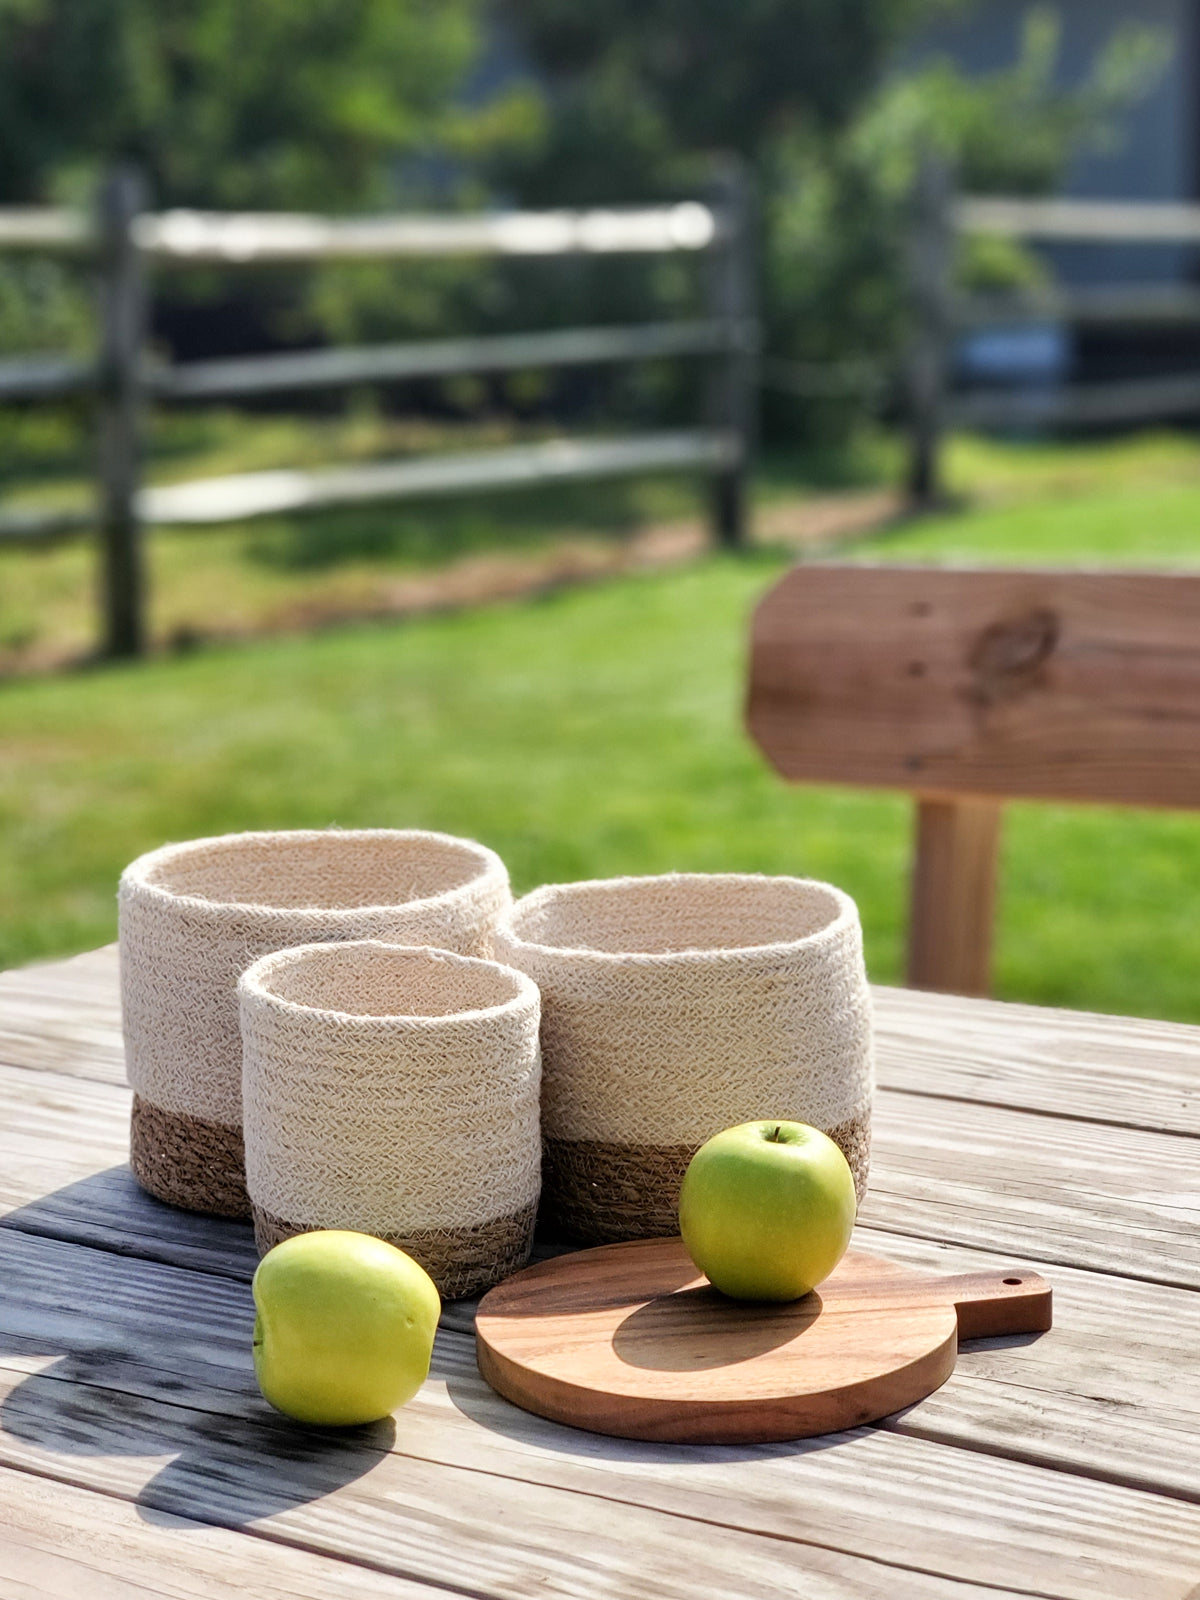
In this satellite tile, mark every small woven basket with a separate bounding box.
[493,872,873,1245]
[119,828,510,1219]
[239,940,541,1299]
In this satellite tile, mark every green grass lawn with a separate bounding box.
[3,427,1200,1021]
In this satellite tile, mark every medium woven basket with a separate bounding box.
[493,872,873,1245]
[119,828,511,1219]
[239,940,541,1299]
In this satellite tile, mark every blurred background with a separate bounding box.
[2,0,1199,1020]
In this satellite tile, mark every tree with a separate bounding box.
[496,0,956,202]
[0,0,488,210]
[0,0,540,359]
[498,2,1168,446]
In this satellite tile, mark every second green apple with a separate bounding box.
[678,1120,856,1301]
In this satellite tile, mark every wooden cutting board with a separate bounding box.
[476,1237,1052,1444]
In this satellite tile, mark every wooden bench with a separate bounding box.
[746,565,1200,996]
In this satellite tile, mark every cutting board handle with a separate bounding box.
[941,1269,1053,1338]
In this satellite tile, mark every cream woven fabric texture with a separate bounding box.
[119,828,511,1128]
[493,872,874,1238]
[239,941,542,1296]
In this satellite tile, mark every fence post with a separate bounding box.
[706,156,757,548]
[905,152,953,511]
[96,164,148,659]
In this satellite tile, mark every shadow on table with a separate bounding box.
[0,1164,259,1281]
[0,1166,395,1526]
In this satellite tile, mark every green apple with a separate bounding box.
[252,1230,441,1426]
[678,1121,856,1301]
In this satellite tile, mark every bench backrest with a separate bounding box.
[746,565,1200,994]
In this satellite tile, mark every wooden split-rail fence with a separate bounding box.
[0,165,757,658]
[905,163,1200,505]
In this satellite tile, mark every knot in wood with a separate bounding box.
[967,607,1059,706]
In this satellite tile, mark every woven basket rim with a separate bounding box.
[238,940,540,1029]
[119,828,506,921]
[496,871,859,966]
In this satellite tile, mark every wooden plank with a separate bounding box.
[747,565,1200,808]
[953,373,1200,430]
[0,1463,438,1599]
[704,159,756,548]
[140,430,740,526]
[956,284,1200,328]
[135,203,718,262]
[0,1374,1028,1600]
[0,947,125,1085]
[0,504,94,544]
[956,195,1200,242]
[0,1063,257,1280]
[96,166,148,660]
[906,796,1002,995]
[157,320,735,401]
[863,1090,1200,1290]
[0,355,92,401]
[904,154,953,509]
[4,1223,1195,1502]
[0,1230,1197,1597]
[873,982,1200,1138]
[0,1051,1197,1298]
[7,946,1199,1139]
[0,209,89,251]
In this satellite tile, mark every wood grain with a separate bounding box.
[0,1055,1196,1292]
[907,796,1002,995]
[475,1238,1050,1443]
[0,1463,437,1599]
[747,566,1200,808]
[872,983,1200,1138]
[0,946,125,1085]
[0,1230,1196,1598]
[861,1091,1200,1290]
[0,1223,1189,1495]
[6,945,1198,1137]
[2,948,1199,1595]
[0,1369,1035,1600]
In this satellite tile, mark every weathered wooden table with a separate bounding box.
[0,945,1197,1598]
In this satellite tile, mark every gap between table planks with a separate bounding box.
[5,944,1198,1136]
[0,1229,1198,1600]
[0,1461,443,1600]
[1,1221,1195,1505]
[1,1052,1195,1293]
[2,946,1199,1598]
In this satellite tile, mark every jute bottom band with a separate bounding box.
[541,1110,872,1246]
[129,1095,251,1219]
[253,1198,539,1301]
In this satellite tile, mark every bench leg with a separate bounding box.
[907,795,1003,997]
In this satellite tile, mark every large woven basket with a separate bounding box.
[493,872,873,1244]
[119,828,510,1218]
[239,940,541,1299]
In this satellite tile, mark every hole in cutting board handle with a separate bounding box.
[1003,1277,1022,1285]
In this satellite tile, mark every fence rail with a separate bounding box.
[956,195,1200,243]
[0,167,755,657]
[907,176,1200,505]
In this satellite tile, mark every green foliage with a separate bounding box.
[761,7,1169,441]
[498,0,959,200]
[0,0,494,209]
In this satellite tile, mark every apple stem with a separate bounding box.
[766,1124,783,1142]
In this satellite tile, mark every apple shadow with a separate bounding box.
[0,1168,400,1526]
[611,1285,821,1372]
